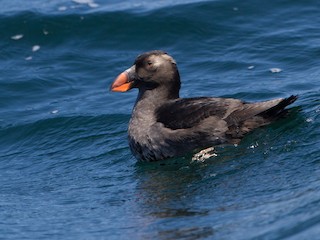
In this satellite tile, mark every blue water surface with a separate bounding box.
[1,0,319,239]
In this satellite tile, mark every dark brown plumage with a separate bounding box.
[110,50,297,162]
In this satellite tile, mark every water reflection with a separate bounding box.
[131,109,304,238]
[150,208,209,218]
[134,159,201,208]
[133,159,214,238]
[157,226,214,240]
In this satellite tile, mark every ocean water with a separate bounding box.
[1,0,320,239]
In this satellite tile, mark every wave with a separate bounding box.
[1,0,319,162]
[0,0,214,16]
[2,0,319,67]
[0,114,130,155]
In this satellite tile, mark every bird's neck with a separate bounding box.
[142,82,179,99]
[130,84,179,126]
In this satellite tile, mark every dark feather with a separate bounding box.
[156,95,298,132]
[258,95,298,118]
[117,50,299,161]
[156,97,243,130]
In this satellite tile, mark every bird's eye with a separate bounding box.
[147,61,152,66]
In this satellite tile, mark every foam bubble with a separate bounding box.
[88,2,98,8]
[270,68,282,73]
[306,118,313,123]
[11,34,24,40]
[58,6,68,11]
[32,45,40,52]
[249,142,259,149]
[72,0,99,8]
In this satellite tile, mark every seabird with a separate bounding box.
[110,50,297,162]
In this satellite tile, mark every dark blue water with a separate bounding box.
[1,0,320,239]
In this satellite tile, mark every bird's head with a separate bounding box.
[110,50,180,97]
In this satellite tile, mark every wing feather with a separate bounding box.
[156,96,297,131]
[155,97,243,130]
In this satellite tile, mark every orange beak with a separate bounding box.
[110,66,136,92]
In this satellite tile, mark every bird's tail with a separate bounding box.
[258,95,298,118]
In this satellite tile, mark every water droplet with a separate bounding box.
[51,110,59,114]
[25,56,32,61]
[248,65,255,70]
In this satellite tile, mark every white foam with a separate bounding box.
[11,34,24,40]
[249,142,259,149]
[306,118,313,123]
[270,68,282,73]
[72,0,99,8]
[32,45,40,52]
[58,6,68,11]
[73,0,88,3]
[88,3,98,8]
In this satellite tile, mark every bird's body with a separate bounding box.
[110,50,297,162]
